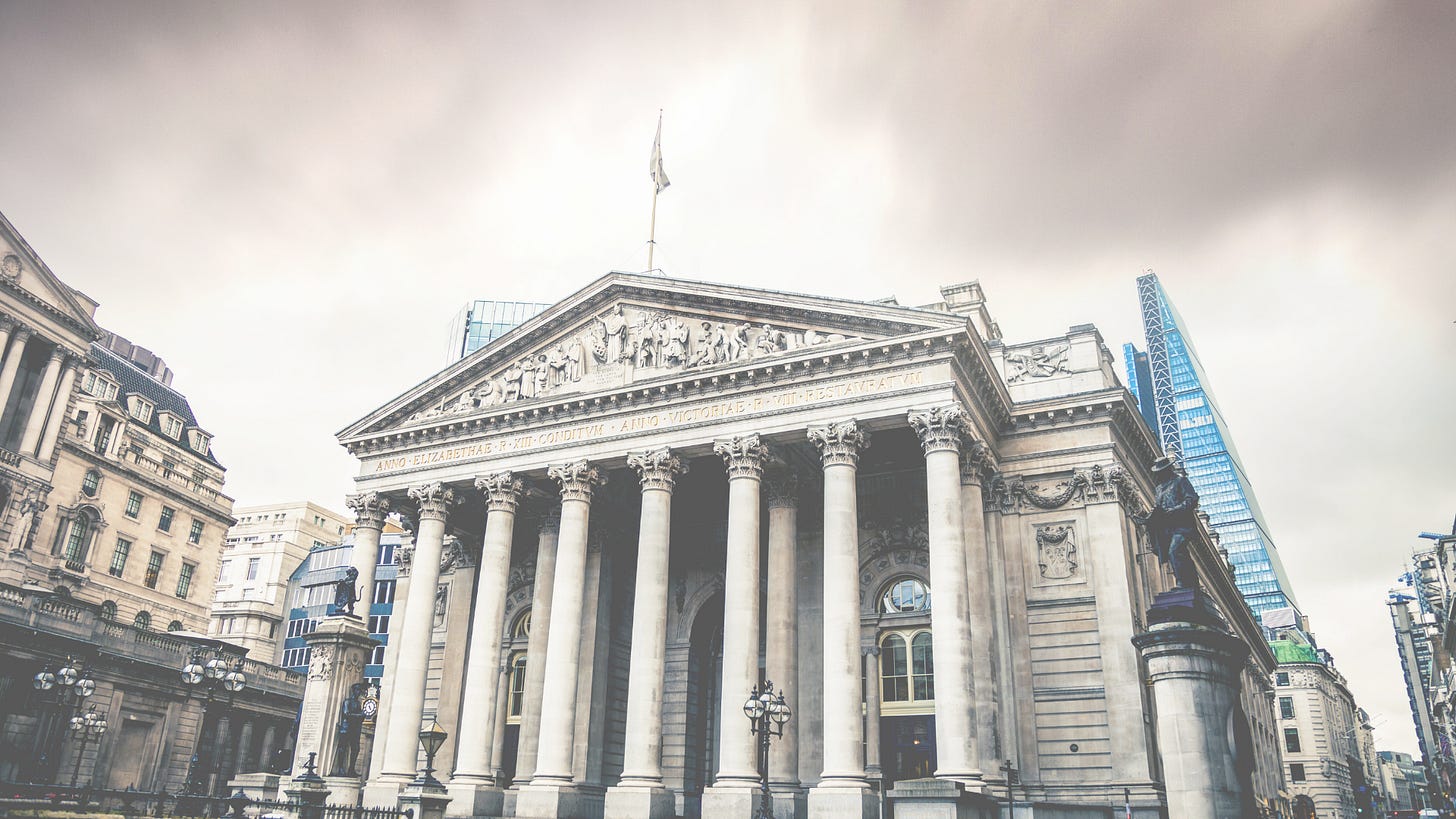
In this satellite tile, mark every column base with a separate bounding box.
[885,778,997,819]
[444,779,504,818]
[602,783,675,819]
[361,776,410,809]
[323,775,363,807]
[807,784,880,819]
[770,786,807,819]
[399,781,452,819]
[701,784,765,818]
[514,783,604,819]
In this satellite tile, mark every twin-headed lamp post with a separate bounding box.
[743,680,792,819]
[179,648,247,796]
[32,657,96,782]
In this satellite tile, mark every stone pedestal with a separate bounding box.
[228,772,281,802]
[701,785,765,818]
[293,615,376,781]
[444,781,504,819]
[770,787,807,819]
[885,779,996,819]
[399,780,452,819]
[602,784,675,819]
[1132,592,1250,819]
[284,769,330,819]
[807,785,880,819]
[515,783,603,819]
[324,775,362,808]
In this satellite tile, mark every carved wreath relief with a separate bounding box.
[410,303,864,421]
[1035,524,1079,582]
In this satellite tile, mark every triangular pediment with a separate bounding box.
[341,272,964,440]
[0,210,103,346]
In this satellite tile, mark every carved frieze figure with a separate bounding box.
[519,356,539,399]
[691,322,717,367]
[565,335,585,381]
[587,322,608,363]
[1035,525,1078,580]
[532,353,549,396]
[546,345,567,387]
[601,305,627,362]
[12,494,46,551]
[333,566,360,615]
[1006,343,1071,382]
[503,360,524,401]
[331,682,367,776]
[433,584,448,627]
[664,317,689,365]
[754,323,784,355]
[1132,455,1200,589]
[479,376,505,407]
[449,388,475,414]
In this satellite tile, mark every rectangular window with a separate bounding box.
[1276,672,1289,686]
[158,506,175,533]
[369,644,387,665]
[373,580,396,605]
[125,491,143,519]
[247,557,260,580]
[176,563,195,599]
[109,537,132,577]
[378,542,396,565]
[1289,763,1305,783]
[1284,728,1301,754]
[144,550,164,589]
[1279,696,1295,720]
[368,614,390,635]
[188,520,204,545]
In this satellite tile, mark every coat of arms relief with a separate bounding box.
[410,303,867,422]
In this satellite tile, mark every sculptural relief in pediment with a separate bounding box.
[409,303,869,422]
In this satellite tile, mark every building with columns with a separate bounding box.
[339,273,1280,818]
[0,210,303,794]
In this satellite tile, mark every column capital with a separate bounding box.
[808,419,869,468]
[475,471,526,513]
[862,645,881,657]
[0,315,14,333]
[548,459,605,503]
[628,447,688,492]
[47,345,68,364]
[909,403,969,455]
[408,481,456,520]
[764,468,800,509]
[714,433,768,480]
[959,438,998,486]
[9,325,31,343]
[346,491,391,529]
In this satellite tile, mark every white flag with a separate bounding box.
[650,113,670,194]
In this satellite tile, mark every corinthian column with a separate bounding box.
[448,472,524,817]
[37,356,77,462]
[513,510,560,788]
[517,461,604,819]
[765,468,806,816]
[909,404,983,783]
[346,492,391,618]
[606,448,687,819]
[959,442,1001,773]
[20,346,65,456]
[0,327,31,424]
[376,482,455,786]
[700,434,768,817]
[807,420,877,819]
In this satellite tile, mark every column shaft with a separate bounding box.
[378,483,453,780]
[0,329,30,423]
[765,471,800,788]
[960,470,1000,770]
[490,663,511,782]
[811,420,870,788]
[513,513,559,787]
[346,493,391,623]
[713,436,765,786]
[617,449,684,785]
[863,648,882,780]
[530,461,602,784]
[453,473,523,784]
[37,359,76,462]
[20,347,63,456]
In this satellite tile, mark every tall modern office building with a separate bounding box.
[444,299,551,363]
[1124,272,1299,618]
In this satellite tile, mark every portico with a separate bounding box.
[339,273,1219,819]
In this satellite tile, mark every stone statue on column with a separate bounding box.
[332,683,367,776]
[333,567,360,616]
[1132,455,1200,590]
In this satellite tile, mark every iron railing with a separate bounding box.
[0,783,412,819]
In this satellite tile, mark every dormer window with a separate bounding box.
[159,412,183,439]
[81,371,119,402]
[126,396,154,424]
[187,428,211,455]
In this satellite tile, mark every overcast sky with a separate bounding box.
[1,1,1452,754]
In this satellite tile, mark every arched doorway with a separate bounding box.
[875,576,936,788]
[682,592,723,819]
[1292,794,1317,819]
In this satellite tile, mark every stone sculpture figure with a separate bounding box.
[12,496,45,551]
[545,345,566,387]
[1132,455,1201,589]
[333,567,360,615]
[601,306,627,362]
[565,336,585,381]
[331,683,366,776]
[754,323,783,355]
[533,354,549,396]
[503,361,524,400]
[519,357,538,399]
[665,318,689,365]
[691,322,717,367]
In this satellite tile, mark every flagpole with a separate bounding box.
[647,109,662,273]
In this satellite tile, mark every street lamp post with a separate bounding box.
[179,648,247,798]
[68,705,109,788]
[31,657,96,782]
[742,680,791,819]
[415,720,449,787]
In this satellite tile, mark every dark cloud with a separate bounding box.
[0,0,1451,754]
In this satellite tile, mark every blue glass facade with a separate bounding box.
[445,300,551,363]
[280,533,402,686]
[1125,273,1300,619]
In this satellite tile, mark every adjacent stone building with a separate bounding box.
[210,501,351,661]
[0,210,302,793]
[1271,639,1364,818]
[337,272,1281,818]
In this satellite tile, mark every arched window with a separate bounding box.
[100,600,117,620]
[881,633,908,701]
[507,652,529,720]
[513,611,531,639]
[880,577,931,613]
[911,632,935,701]
[58,510,101,569]
[167,620,184,632]
[81,470,101,497]
[133,610,151,631]
[880,629,935,706]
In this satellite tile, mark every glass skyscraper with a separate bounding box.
[445,299,552,363]
[1124,273,1300,619]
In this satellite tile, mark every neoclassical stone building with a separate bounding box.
[339,274,1276,818]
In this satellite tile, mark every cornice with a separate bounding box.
[343,327,968,458]
[0,274,102,344]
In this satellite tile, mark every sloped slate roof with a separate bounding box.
[90,342,222,468]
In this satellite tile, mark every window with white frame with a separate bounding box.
[127,396,154,424]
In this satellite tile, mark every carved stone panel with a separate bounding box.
[1033,522,1083,587]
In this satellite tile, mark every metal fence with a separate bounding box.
[0,784,411,819]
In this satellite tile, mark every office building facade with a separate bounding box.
[446,300,552,364]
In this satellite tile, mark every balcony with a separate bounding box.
[0,447,20,468]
